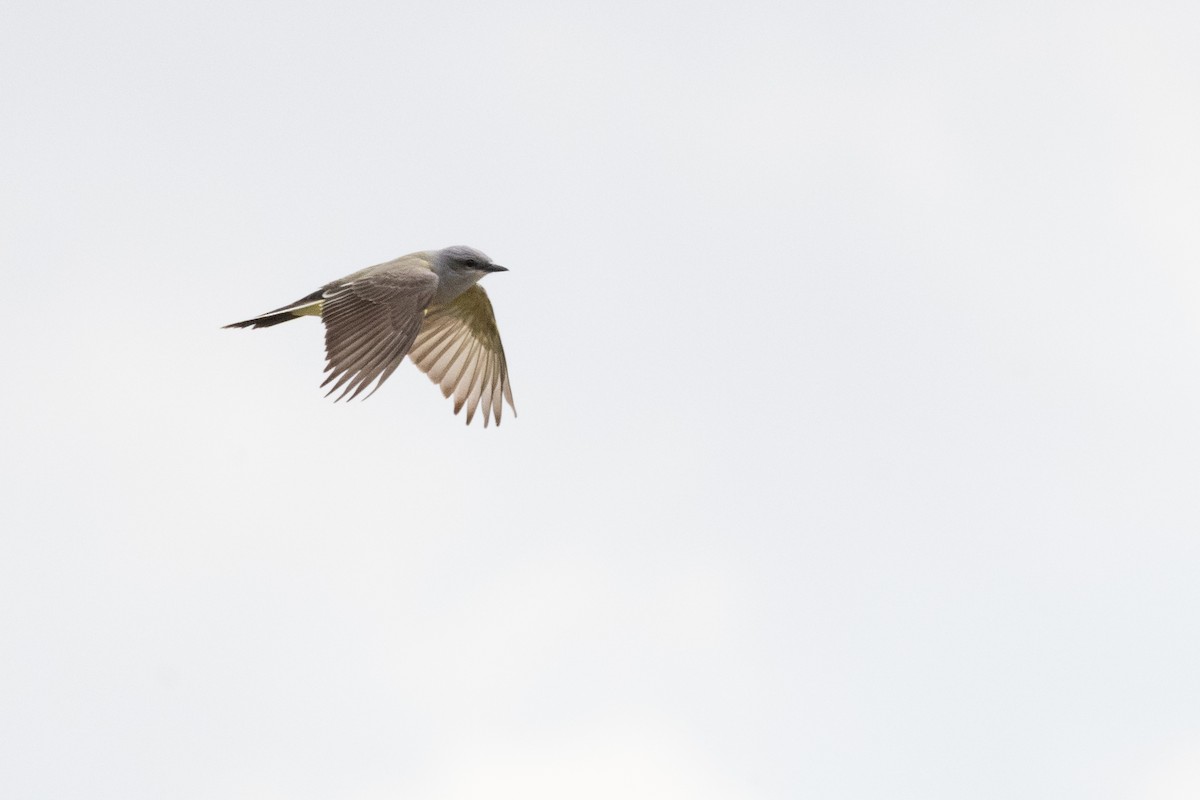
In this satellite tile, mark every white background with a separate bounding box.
[3,1,1199,798]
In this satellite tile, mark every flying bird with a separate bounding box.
[225,245,515,426]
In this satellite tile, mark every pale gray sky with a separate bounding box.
[3,1,1199,798]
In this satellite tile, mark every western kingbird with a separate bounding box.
[225,245,515,427]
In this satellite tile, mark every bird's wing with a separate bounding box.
[409,284,516,427]
[319,260,439,401]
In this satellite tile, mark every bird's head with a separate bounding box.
[438,246,508,278]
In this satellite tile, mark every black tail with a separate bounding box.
[223,289,324,329]
[223,312,304,329]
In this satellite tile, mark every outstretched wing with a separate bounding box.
[320,261,438,401]
[409,285,516,427]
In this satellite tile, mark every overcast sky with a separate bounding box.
[3,1,1200,798]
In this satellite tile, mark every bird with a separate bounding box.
[224,245,515,427]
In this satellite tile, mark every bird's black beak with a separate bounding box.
[482,263,508,273]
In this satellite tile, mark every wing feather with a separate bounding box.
[410,284,515,426]
[478,348,496,429]
[319,259,438,401]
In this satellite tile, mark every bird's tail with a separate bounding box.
[223,290,325,329]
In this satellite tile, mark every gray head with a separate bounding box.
[438,245,507,275]
[429,245,508,303]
